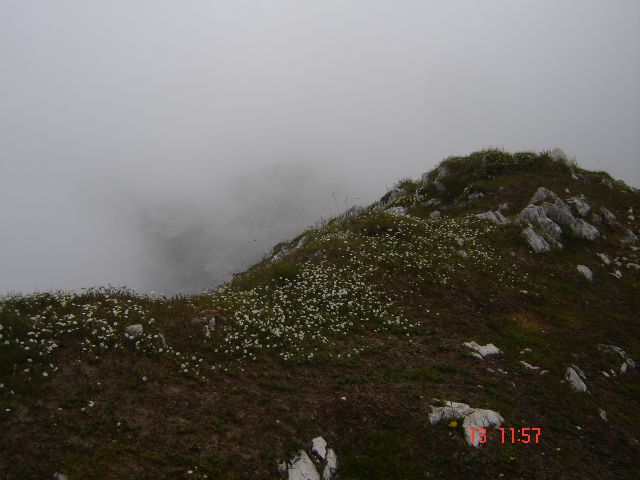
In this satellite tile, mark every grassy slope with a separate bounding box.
[1,150,639,479]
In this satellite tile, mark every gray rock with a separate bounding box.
[621,228,638,245]
[577,265,593,281]
[567,195,591,217]
[125,324,143,337]
[424,198,441,207]
[381,187,407,206]
[627,263,640,270]
[322,448,338,480]
[522,227,550,253]
[530,187,558,204]
[429,210,441,220]
[542,198,599,241]
[475,210,508,225]
[284,450,320,480]
[53,474,68,480]
[519,205,563,241]
[386,206,407,216]
[468,191,484,201]
[600,207,620,228]
[311,437,327,460]
[549,148,570,163]
[597,253,611,265]
[565,365,588,392]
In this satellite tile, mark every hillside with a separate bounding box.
[1,149,639,479]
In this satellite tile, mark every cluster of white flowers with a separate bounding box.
[0,287,204,381]
[0,208,526,383]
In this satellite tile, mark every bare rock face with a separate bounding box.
[519,205,562,242]
[475,211,508,225]
[522,226,551,253]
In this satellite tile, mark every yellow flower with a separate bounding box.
[448,420,458,428]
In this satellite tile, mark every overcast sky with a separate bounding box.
[1,0,639,295]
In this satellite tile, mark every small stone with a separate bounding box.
[599,409,608,422]
[429,210,441,220]
[463,341,501,358]
[621,228,639,245]
[576,265,593,281]
[468,192,484,201]
[597,253,611,265]
[565,366,588,392]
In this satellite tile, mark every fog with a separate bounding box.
[1,1,639,295]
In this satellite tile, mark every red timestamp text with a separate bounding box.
[468,427,541,445]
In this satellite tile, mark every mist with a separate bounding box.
[1,1,639,295]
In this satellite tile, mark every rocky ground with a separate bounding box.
[1,149,639,479]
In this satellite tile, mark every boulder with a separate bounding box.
[428,401,475,424]
[311,437,327,461]
[549,148,570,163]
[600,207,620,228]
[542,198,599,241]
[567,195,591,217]
[463,409,505,447]
[322,449,338,480]
[522,227,550,253]
[530,187,558,204]
[429,400,505,448]
[283,451,320,480]
[475,211,508,225]
[519,205,562,241]
[429,210,441,220]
